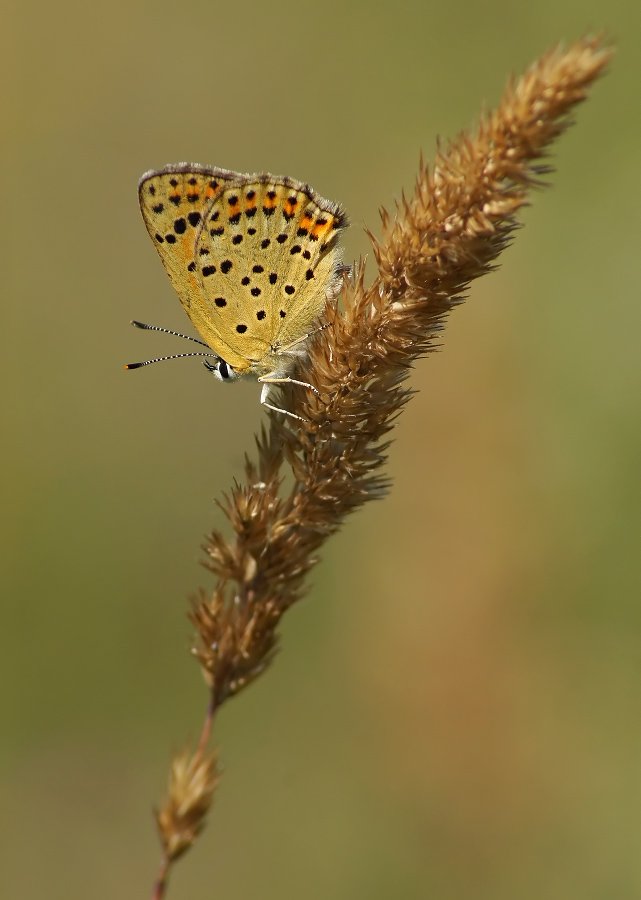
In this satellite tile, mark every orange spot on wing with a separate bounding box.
[312,217,333,240]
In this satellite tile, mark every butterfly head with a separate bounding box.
[203,358,239,382]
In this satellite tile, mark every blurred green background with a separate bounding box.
[2,1,640,897]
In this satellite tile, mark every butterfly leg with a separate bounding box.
[277,322,331,355]
[258,375,320,397]
[259,374,320,396]
[259,381,305,421]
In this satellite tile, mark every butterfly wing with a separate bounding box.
[139,164,250,367]
[193,175,347,373]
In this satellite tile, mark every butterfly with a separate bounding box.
[129,163,348,417]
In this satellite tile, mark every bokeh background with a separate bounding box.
[3,1,640,898]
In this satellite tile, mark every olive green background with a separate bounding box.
[3,1,640,898]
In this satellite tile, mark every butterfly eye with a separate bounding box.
[218,360,231,380]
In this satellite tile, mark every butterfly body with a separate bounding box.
[137,164,347,398]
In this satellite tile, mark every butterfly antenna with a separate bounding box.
[124,351,217,370]
[130,320,210,348]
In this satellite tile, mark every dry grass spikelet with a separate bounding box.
[148,35,613,899]
[155,748,218,864]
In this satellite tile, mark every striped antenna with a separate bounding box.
[124,351,217,370]
[130,320,210,348]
